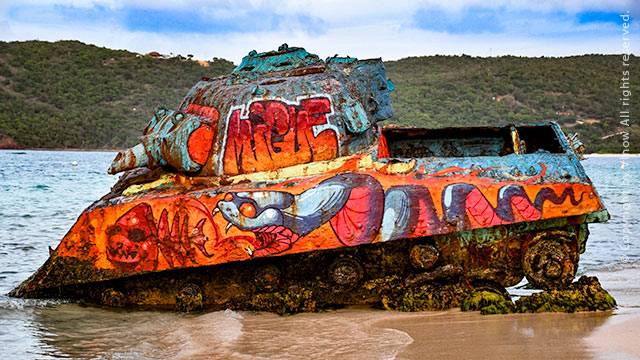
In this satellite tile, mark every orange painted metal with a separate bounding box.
[53,166,603,275]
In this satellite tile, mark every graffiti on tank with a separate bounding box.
[223,96,339,175]
[186,103,220,121]
[103,171,589,270]
[106,204,160,272]
[217,174,384,257]
[105,198,260,271]
[442,184,585,229]
[184,104,219,165]
[215,173,588,257]
[106,203,206,271]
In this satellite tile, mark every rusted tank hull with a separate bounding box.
[12,145,607,306]
[11,45,610,312]
[14,218,599,311]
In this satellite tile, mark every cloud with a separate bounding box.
[0,0,636,63]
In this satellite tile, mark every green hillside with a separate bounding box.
[0,40,637,152]
[0,40,234,149]
[385,55,638,153]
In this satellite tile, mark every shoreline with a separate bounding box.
[585,153,640,158]
[369,266,640,359]
[369,307,640,359]
[588,309,640,359]
[2,148,639,156]
[1,147,122,152]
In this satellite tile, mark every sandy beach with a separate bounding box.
[588,310,640,359]
[369,308,639,360]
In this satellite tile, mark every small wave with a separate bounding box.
[158,309,245,359]
[33,184,50,190]
[582,259,640,273]
[0,295,71,310]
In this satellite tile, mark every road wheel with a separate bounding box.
[329,257,363,287]
[522,233,577,290]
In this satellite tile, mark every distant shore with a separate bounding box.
[6,147,123,152]
[585,153,640,157]
[3,148,639,156]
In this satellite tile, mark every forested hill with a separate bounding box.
[0,40,637,152]
[385,55,638,153]
[0,40,235,149]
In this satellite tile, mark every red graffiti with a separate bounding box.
[224,97,338,175]
[187,125,216,165]
[330,182,383,246]
[106,204,206,272]
[465,188,509,227]
[106,203,158,272]
[186,103,219,121]
[511,195,542,221]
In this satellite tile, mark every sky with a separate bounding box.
[0,0,637,64]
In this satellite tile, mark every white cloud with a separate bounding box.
[2,17,625,64]
[0,0,635,63]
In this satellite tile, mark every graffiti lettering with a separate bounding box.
[224,97,338,175]
[186,103,219,121]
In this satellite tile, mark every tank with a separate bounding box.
[11,45,609,312]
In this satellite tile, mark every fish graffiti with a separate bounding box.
[104,172,587,271]
[106,203,213,271]
[223,97,339,175]
[105,199,253,272]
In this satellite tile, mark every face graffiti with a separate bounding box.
[223,97,339,175]
[106,203,209,271]
[106,203,158,271]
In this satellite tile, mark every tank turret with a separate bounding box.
[109,44,394,176]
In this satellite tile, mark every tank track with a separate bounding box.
[24,224,584,313]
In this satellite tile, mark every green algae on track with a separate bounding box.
[515,276,616,313]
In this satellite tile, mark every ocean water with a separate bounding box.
[0,150,638,359]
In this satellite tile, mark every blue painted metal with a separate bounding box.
[108,107,209,174]
[228,43,322,84]
[326,56,358,64]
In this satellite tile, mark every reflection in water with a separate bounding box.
[372,310,612,360]
[27,306,413,360]
[20,304,616,360]
[29,306,244,359]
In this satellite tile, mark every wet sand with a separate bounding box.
[371,309,639,360]
[588,309,640,360]
[17,303,638,360]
